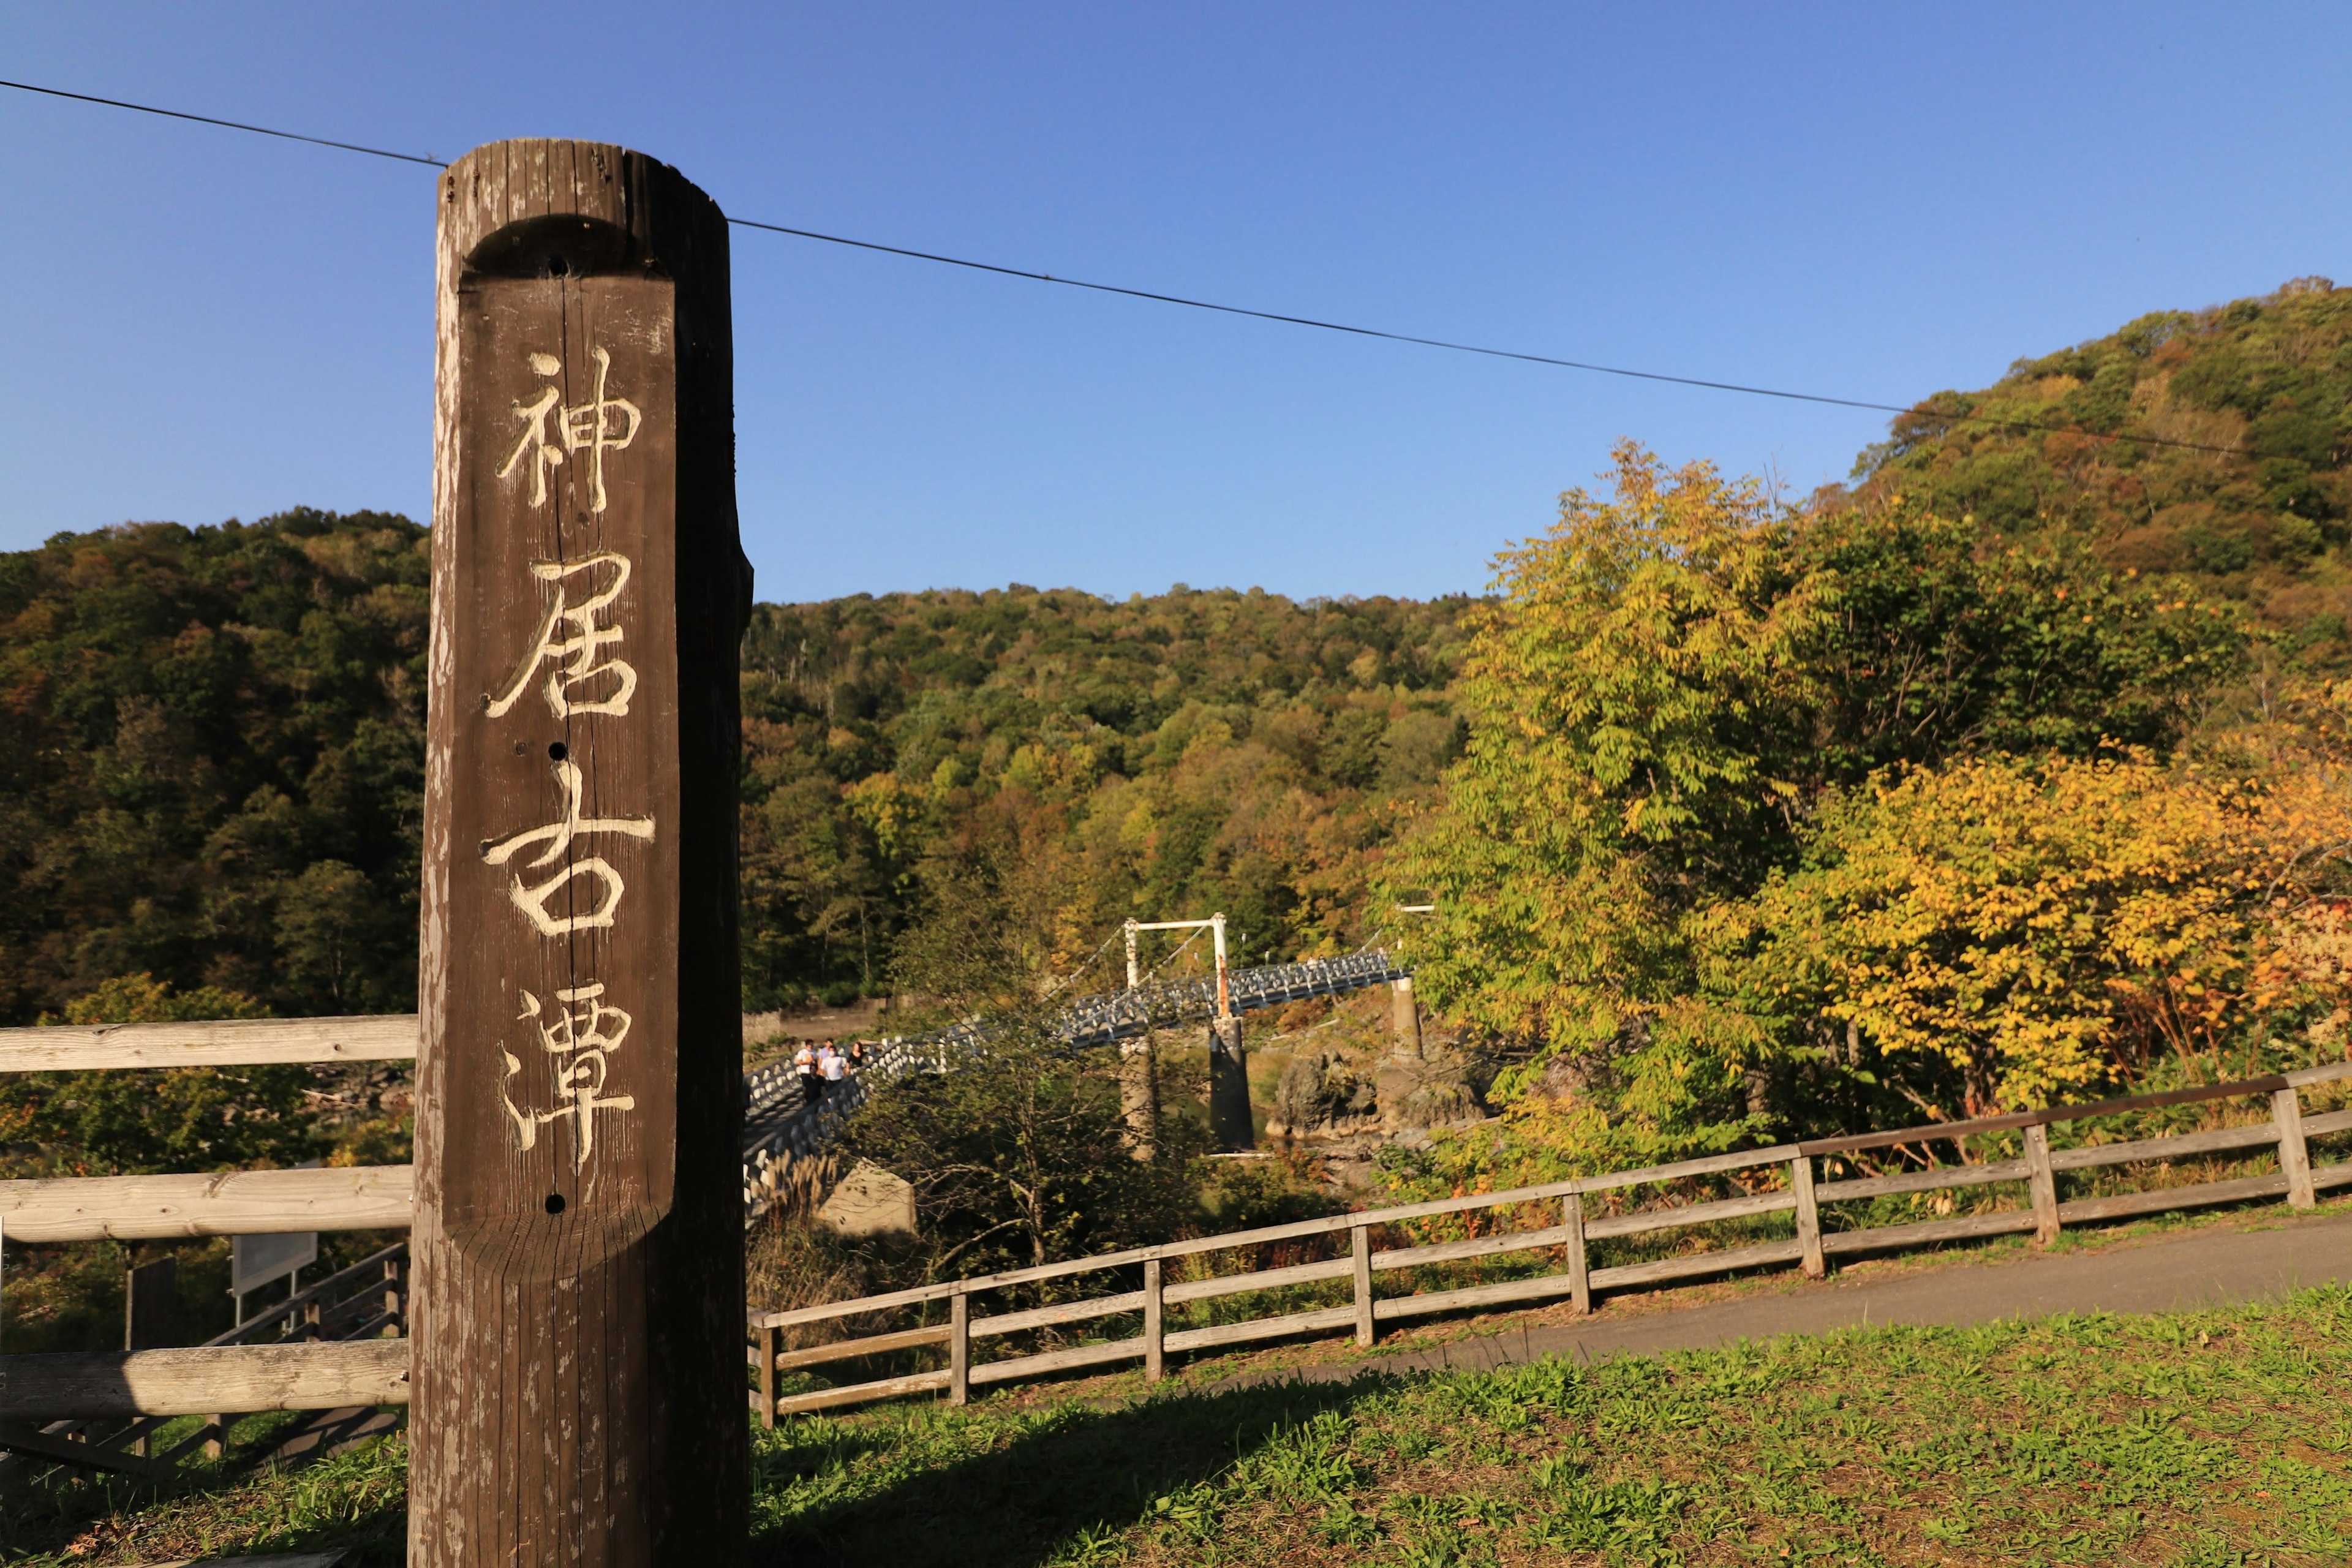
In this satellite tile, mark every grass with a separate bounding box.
[12,1282,2350,1566]
[754,1286,2352,1566]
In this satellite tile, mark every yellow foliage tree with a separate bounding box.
[1724,751,2352,1115]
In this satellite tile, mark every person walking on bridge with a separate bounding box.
[794,1039,819,1106]
[820,1040,846,1098]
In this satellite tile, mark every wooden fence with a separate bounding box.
[10,1014,2349,1442]
[0,1020,418,1471]
[747,1059,2352,1421]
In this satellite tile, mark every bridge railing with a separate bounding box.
[746,1057,2352,1422]
[741,951,1411,1196]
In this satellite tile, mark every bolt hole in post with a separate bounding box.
[544,1193,566,1216]
[548,741,568,761]
[547,253,570,278]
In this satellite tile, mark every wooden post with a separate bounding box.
[1142,1259,1164,1382]
[412,139,750,1567]
[124,1256,177,1352]
[949,1291,970,1406]
[2275,1087,2316,1210]
[758,1324,781,1429]
[1351,1223,1375,1348]
[2024,1121,2062,1243]
[1563,1191,1591,1315]
[1791,1156,1825,1279]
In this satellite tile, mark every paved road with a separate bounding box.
[1232,1212,2352,1389]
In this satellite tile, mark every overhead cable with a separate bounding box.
[0,76,2245,457]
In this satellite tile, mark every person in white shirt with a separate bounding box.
[794,1040,819,1105]
[820,1042,846,1090]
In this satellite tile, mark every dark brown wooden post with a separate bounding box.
[124,1255,176,1351]
[412,138,750,1567]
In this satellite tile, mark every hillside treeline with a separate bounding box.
[738,587,1470,1007]
[2,279,2346,1182]
[0,514,1468,1023]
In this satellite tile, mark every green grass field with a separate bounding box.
[9,1286,2348,1566]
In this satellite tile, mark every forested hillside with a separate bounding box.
[0,515,1468,1023]
[0,511,428,1024]
[2,276,2345,1055]
[1838,274,2352,660]
[737,589,1469,1007]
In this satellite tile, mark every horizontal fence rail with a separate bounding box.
[0,1014,421,1072]
[747,1059,2352,1421]
[0,952,1417,1226]
[12,992,2345,1432]
[0,1166,416,1243]
[0,1242,410,1478]
[0,1340,412,1422]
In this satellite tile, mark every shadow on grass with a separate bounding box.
[751,1372,1397,1568]
[0,1419,407,1568]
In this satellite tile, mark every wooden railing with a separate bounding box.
[747,1059,2352,1422]
[0,1242,410,1480]
[0,1021,420,1463]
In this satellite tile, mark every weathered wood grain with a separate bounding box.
[0,1015,418,1072]
[775,1369,951,1417]
[0,1341,411,1420]
[1582,1191,1795,1240]
[413,137,748,1568]
[0,1167,413,1242]
[771,1325,951,1371]
[1819,1210,2038,1256]
[968,1338,1144,1386]
[1372,1271,1578,1322]
[1162,1256,1354,1306]
[2047,1121,2280,1171]
[970,1290,1147,1339]
[1817,1159,2032,1204]
[1163,1305,1359,1354]
[2057,1172,2286,1224]
[1586,1240,1805,1290]
[1374,1225,1576,1267]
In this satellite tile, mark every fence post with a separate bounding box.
[2275,1087,2316,1210]
[1791,1155,1825,1278]
[949,1291,971,1406]
[1144,1259,1165,1382]
[758,1323,781,1429]
[2024,1122,2062,1242]
[412,138,750,1567]
[1563,1191,1591,1314]
[1351,1223,1375,1347]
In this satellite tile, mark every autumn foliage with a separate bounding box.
[1388,439,2350,1186]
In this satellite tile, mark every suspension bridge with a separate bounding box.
[740,949,1411,1212]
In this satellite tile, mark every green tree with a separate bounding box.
[0,973,319,1174]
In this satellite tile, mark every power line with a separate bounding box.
[0,78,445,167]
[0,76,2246,459]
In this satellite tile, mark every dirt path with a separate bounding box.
[1221,1211,2352,1390]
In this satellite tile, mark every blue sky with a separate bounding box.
[5,4,2348,605]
